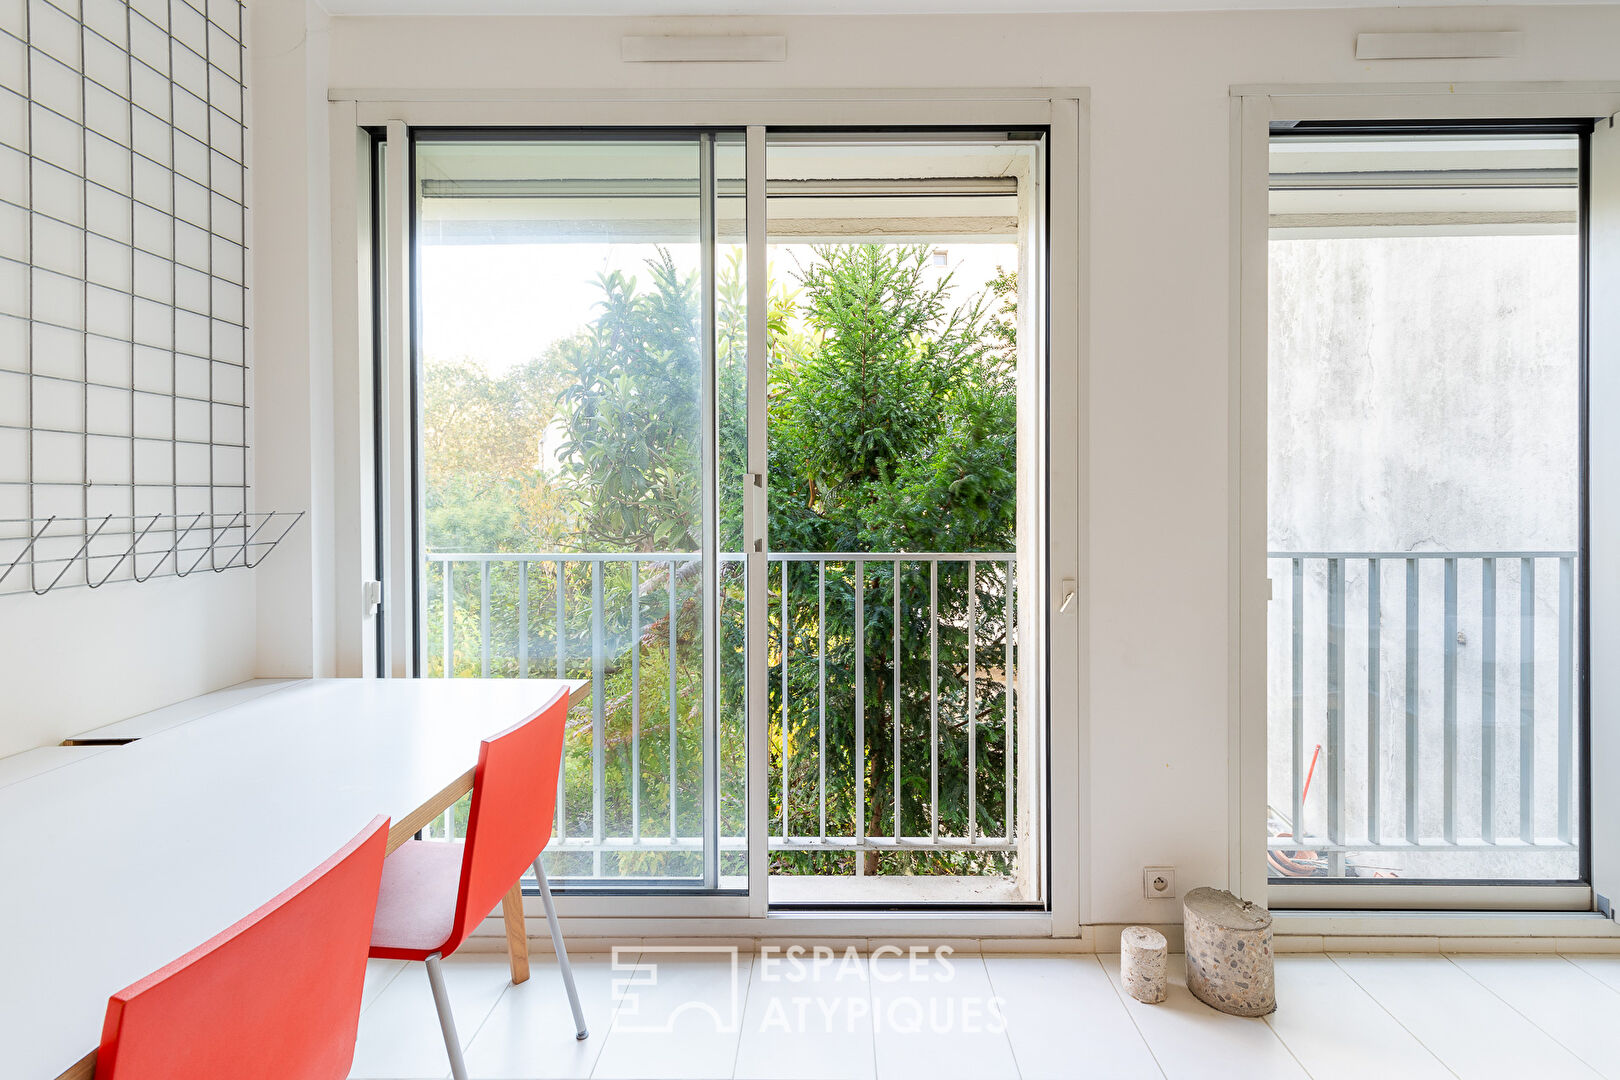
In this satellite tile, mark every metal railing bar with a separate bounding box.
[441,560,453,678]
[1325,558,1344,853]
[1557,557,1574,844]
[1405,558,1419,845]
[818,559,827,844]
[967,558,978,843]
[1367,557,1380,844]
[1270,549,1576,560]
[479,559,491,679]
[768,836,1018,852]
[630,559,640,844]
[929,559,939,845]
[1443,557,1459,845]
[1267,837,1576,853]
[1520,557,1535,844]
[892,558,901,844]
[590,559,605,877]
[781,557,789,844]
[668,558,678,843]
[1292,558,1304,843]
[555,561,567,843]
[518,559,528,677]
[854,560,865,873]
[425,550,1014,564]
[1005,559,1015,844]
[541,835,1019,853]
[1482,557,1496,844]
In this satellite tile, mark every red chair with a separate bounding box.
[95,815,389,1080]
[369,685,585,1080]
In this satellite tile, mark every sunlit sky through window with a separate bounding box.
[419,242,1020,374]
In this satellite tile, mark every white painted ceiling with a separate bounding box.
[320,0,1614,15]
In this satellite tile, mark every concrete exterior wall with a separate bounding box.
[1269,235,1579,555]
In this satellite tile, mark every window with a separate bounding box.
[402,127,1049,908]
[1266,123,1588,886]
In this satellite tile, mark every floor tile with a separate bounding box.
[1101,954,1307,1080]
[362,958,408,1012]
[868,949,1019,1080]
[733,947,877,1080]
[1449,954,1620,1079]
[460,954,628,1079]
[983,954,1161,1079]
[1566,954,1620,994]
[590,950,754,1080]
[1331,954,1600,1079]
[350,955,515,1079]
[1264,955,1450,1080]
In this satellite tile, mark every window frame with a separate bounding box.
[1232,86,1620,915]
[330,89,1088,940]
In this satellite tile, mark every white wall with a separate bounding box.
[0,579,255,754]
[249,0,337,679]
[247,3,1620,926]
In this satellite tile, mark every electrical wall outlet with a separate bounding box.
[1143,866,1176,900]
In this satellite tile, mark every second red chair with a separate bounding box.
[369,684,585,1080]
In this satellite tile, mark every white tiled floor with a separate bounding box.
[349,949,1620,1080]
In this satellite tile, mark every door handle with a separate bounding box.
[1058,577,1077,614]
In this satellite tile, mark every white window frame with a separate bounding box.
[1231,82,1620,918]
[326,88,1089,940]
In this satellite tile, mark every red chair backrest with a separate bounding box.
[96,816,389,1080]
[445,685,570,955]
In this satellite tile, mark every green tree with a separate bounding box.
[764,245,1016,875]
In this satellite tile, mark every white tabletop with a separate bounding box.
[0,746,113,789]
[0,677,576,1080]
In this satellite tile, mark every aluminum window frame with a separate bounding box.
[1232,85,1620,914]
[334,89,1086,937]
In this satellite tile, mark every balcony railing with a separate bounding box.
[424,550,1017,878]
[1268,550,1579,876]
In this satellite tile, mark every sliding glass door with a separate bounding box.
[1266,124,1588,893]
[405,127,1046,907]
[762,134,1041,905]
[413,132,744,890]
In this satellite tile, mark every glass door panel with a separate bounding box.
[1266,128,1585,885]
[762,133,1044,906]
[413,133,744,891]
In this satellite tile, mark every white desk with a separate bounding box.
[1,677,580,1080]
[0,746,113,789]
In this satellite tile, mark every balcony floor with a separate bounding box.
[348,948,1620,1079]
[767,873,1026,905]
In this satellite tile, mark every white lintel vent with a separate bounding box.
[1355,31,1525,61]
[621,34,786,63]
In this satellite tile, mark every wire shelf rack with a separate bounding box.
[0,511,303,597]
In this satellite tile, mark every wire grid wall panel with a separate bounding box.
[0,0,270,596]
